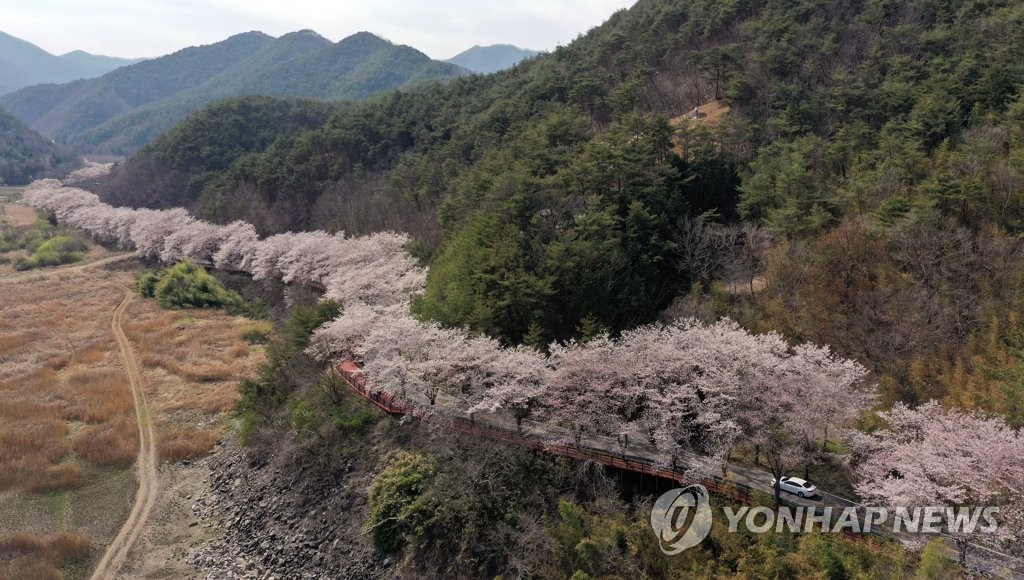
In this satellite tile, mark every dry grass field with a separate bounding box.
[0,256,263,578]
[123,302,264,463]
[1,204,38,227]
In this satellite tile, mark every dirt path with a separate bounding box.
[0,253,136,284]
[90,291,158,580]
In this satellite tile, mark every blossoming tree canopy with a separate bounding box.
[24,176,879,479]
[853,401,1024,557]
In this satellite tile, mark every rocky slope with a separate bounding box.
[186,438,388,579]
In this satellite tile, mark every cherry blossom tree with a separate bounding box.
[160,219,225,264]
[307,301,383,362]
[128,208,193,259]
[321,232,426,307]
[360,312,454,407]
[854,401,1024,564]
[544,337,628,448]
[249,233,300,281]
[276,231,338,285]
[210,221,260,271]
[63,163,112,182]
[470,345,548,431]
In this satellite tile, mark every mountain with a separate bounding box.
[445,44,540,74]
[0,31,466,156]
[101,0,1024,350]
[65,1,1024,575]
[0,31,141,96]
[0,106,80,185]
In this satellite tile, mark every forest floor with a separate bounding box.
[0,247,263,578]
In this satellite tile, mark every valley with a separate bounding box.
[3,0,1024,577]
[0,199,264,577]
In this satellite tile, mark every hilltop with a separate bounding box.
[446,44,540,73]
[0,31,141,96]
[0,31,466,155]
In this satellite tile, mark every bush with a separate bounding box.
[365,452,437,553]
[236,300,343,443]
[135,261,252,313]
[153,261,245,310]
[12,234,87,270]
[240,321,274,344]
[289,401,321,440]
[136,271,160,298]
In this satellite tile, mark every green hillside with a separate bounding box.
[100,0,1024,423]
[95,95,342,209]
[0,106,79,185]
[0,31,466,156]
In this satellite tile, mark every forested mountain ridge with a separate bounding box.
[96,95,342,209]
[446,44,541,73]
[0,106,80,184]
[0,32,274,142]
[0,31,141,96]
[0,31,466,155]
[99,0,1024,423]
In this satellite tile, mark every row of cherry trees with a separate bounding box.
[27,176,875,475]
[26,178,425,308]
[28,173,1024,559]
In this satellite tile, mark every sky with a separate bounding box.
[0,0,637,60]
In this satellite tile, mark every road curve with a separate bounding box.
[90,291,158,580]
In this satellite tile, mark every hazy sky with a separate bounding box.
[0,0,637,60]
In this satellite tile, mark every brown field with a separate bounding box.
[0,256,262,578]
[0,204,38,227]
[0,531,92,580]
[123,304,263,462]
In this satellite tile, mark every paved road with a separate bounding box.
[340,361,1024,577]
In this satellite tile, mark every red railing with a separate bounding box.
[332,357,1024,572]
[334,356,754,505]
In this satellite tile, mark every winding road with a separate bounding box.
[90,291,158,580]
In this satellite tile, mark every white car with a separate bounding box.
[770,476,818,498]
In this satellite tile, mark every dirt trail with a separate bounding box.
[90,291,158,580]
[0,253,136,284]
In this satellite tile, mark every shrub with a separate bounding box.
[365,452,437,553]
[136,271,160,298]
[13,235,86,270]
[135,261,251,313]
[236,300,343,442]
[289,401,321,440]
[240,321,274,344]
[154,261,244,310]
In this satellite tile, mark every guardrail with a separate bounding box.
[188,259,1021,574]
[334,356,1024,574]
